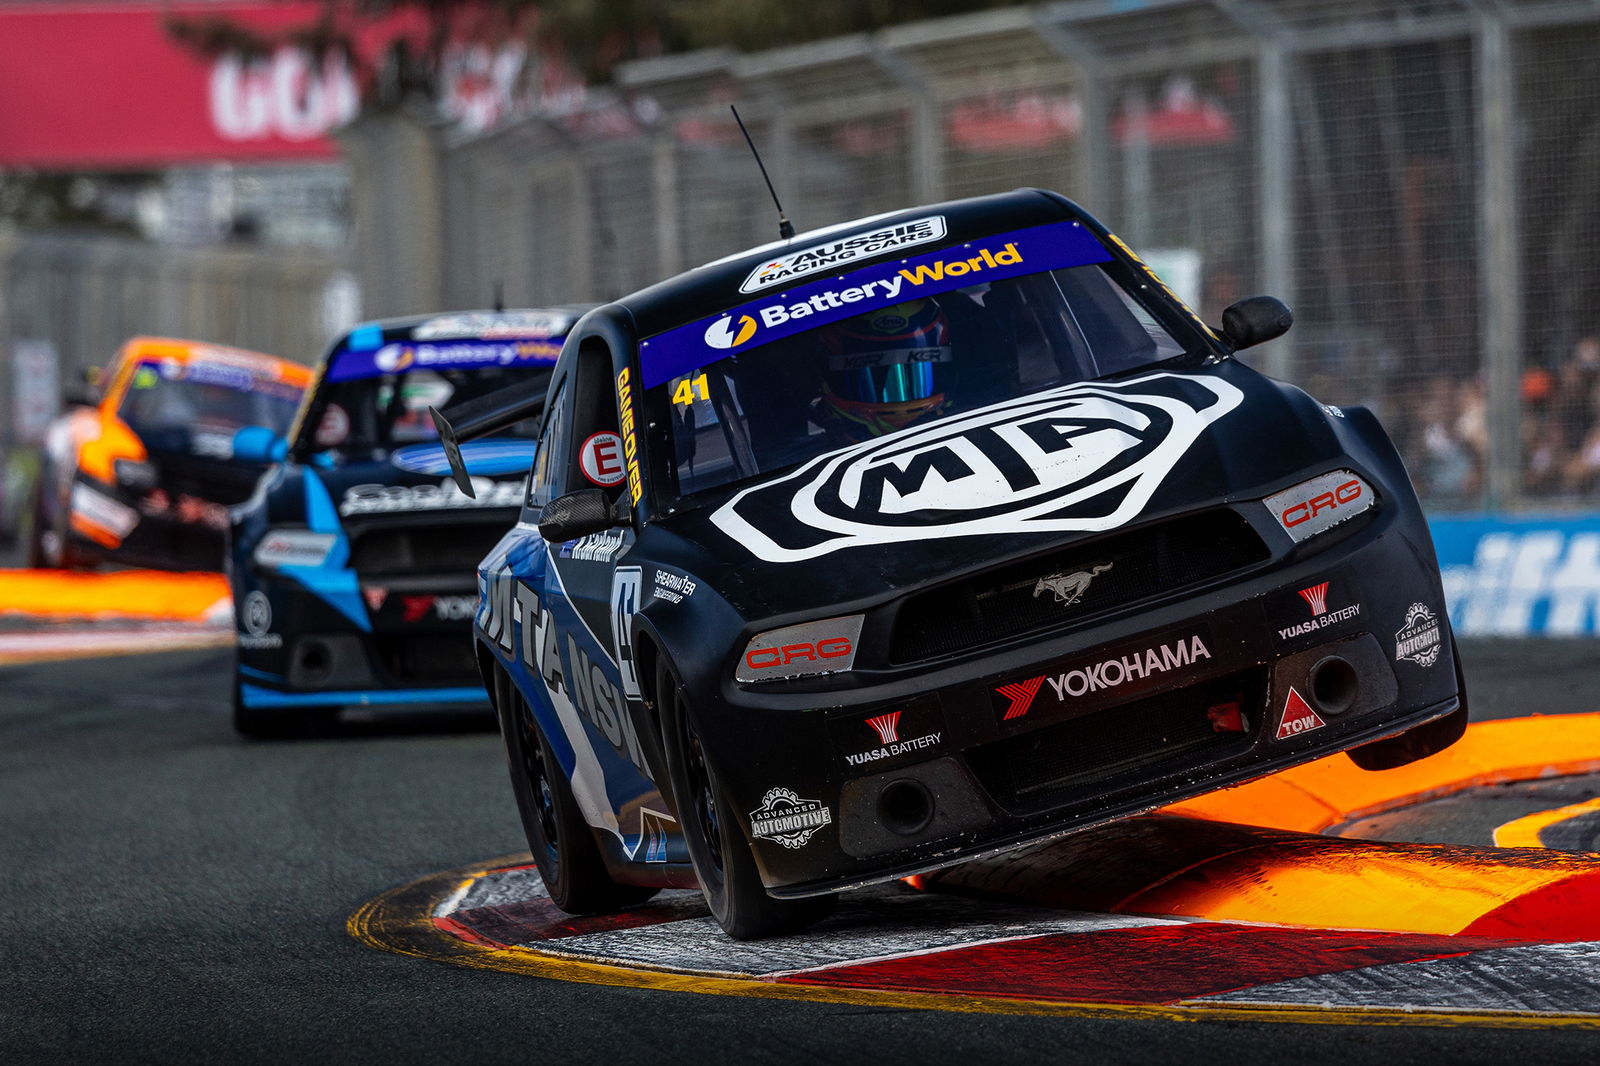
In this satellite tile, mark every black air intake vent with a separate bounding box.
[967,668,1266,814]
[889,509,1269,664]
[348,521,508,577]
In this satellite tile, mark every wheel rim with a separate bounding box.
[679,695,726,883]
[522,719,561,875]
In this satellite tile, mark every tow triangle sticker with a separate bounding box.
[1275,686,1326,740]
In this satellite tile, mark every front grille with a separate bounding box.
[889,510,1268,664]
[349,521,508,577]
[374,634,481,684]
[966,668,1265,814]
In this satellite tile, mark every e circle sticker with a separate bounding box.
[579,431,627,487]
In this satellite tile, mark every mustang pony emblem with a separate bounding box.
[1033,562,1113,606]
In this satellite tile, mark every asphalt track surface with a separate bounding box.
[5,639,1600,1064]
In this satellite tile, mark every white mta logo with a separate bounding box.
[833,403,1141,516]
[712,373,1243,563]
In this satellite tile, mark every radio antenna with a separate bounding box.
[730,105,794,240]
[492,279,505,313]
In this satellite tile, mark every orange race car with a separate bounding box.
[29,337,312,571]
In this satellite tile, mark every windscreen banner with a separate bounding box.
[1433,515,1600,636]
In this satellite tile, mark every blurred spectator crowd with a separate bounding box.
[1399,336,1600,507]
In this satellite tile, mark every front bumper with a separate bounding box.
[232,569,490,711]
[68,476,229,570]
[695,502,1462,896]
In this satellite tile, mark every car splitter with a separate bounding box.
[352,714,1600,1027]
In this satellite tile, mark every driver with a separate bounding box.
[813,298,955,440]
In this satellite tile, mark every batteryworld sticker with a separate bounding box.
[1395,603,1442,666]
[748,788,832,849]
[712,372,1242,562]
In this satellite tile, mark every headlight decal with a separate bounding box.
[1264,470,1375,543]
[737,614,864,682]
[252,530,337,569]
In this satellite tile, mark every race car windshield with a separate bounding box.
[302,365,548,459]
[644,251,1201,505]
[120,361,302,437]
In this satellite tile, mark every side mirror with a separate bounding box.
[232,425,288,464]
[1220,296,1293,351]
[539,488,630,543]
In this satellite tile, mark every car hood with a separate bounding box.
[642,361,1356,620]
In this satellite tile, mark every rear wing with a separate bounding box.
[428,381,547,499]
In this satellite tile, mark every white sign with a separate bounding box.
[13,339,60,444]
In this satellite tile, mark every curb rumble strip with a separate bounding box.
[351,714,1600,1029]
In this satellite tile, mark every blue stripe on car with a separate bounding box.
[239,683,487,708]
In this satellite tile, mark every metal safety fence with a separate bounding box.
[0,231,355,444]
[344,0,1600,514]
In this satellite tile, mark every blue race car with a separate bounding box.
[226,308,583,736]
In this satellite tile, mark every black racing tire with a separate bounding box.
[500,679,658,914]
[1347,634,1470,771]
[658,659,836,940]
[27,481,71,570]
[230,673,331,739]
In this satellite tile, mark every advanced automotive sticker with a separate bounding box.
[711,372,1243,562]
[748,788,832,849]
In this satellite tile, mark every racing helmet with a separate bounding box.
[818,299,954,436]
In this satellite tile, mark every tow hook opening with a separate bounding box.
[878,779,934,836]
[1309,655,1359,716]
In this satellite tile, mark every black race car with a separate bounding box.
[446,190,1466,938]
[225,309,582,737]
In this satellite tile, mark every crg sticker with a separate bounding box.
[1395,603,1442,666]
[1265,470,1373,543]
[739,215,948,293]
[737,615,864,683]
[748,788,832,849]
[712,372,1243,562]
[579,431,627,487]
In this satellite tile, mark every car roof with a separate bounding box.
[117,336,313,386]
[334,306,594,347]
[610,188,1083,340]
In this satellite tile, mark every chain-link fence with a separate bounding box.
[343,0,1600,513]
[0,231,355,446]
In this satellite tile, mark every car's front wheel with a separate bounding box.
[501,680,658,913]
[659,660,836,940]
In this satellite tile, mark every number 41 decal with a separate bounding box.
[672,372,709,407]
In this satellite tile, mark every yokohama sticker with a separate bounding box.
[1395,603,1442,666]
[748,788,833,849]
[712,372,1242,562]
[996,628,1213,721]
